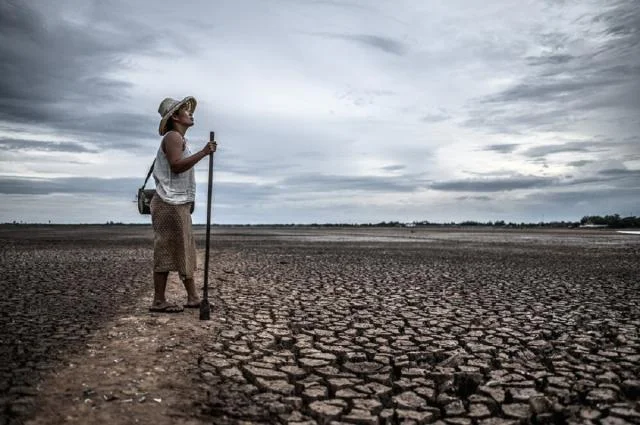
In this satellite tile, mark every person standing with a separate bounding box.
[149,96,216,313]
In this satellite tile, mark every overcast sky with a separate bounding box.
[0,0,638,224]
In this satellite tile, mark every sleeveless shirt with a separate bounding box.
[153,133,196,204]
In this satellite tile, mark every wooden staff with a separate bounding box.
[200,131,215,320]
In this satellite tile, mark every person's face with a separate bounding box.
[172,106,194,128]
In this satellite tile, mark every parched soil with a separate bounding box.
[0,225,222,425]
[1,225,639,425]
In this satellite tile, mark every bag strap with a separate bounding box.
[141,159,156,189]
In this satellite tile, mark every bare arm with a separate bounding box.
[163,132,216,174]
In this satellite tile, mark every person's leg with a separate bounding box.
[149,197,183,313]
[150,271,183,312]
[182,277,201,306]
[152,271,169,305]
[182,213,200,307]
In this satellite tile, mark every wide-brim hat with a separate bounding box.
[157,96,197,135]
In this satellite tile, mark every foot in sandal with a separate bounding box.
[149,302,184,313]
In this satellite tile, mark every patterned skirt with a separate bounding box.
[150,195,196,280]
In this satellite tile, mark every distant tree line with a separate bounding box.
[405,220,579,228]
[579,214,640,228]
[407,214,639,228]
[3,214,638,228]
[229,215,639,228]
[305,215,639,228]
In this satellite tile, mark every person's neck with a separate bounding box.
[173,125,188,138]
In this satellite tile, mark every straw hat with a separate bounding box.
[157,96,197,135]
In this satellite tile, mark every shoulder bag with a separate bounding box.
[137,160,156,215]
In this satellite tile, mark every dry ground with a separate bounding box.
[1,225,639,425]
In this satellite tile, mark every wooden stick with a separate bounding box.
[200,131,215,320]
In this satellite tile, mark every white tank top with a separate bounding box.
[153,133,196,204]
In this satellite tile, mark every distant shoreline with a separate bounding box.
[1,223,639,233]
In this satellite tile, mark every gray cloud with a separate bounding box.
[526,186,640,206]
[336,87,396,107]
[456,195,492,201]
[560,167,640,187]
[310,32,408,55]
[599,168,640,177]
[296,0,410,28]
[486,78,617,104]
[522,141,605,158]
[505,185,640,223]
[280,173,427,193]
[205,182,279,205]
[0,176,140,196]
[431,176,555,192]
[464,107,579,134]
[0,176,281,216]
[484,143,519,154]
[421,110,450,123]
[594,0,640,41]
[56,112,159,140]
[567,160,593,167]
[0,172,430,206]
[215,156,302,177]
[0,1,173,141]
[0,138,96,153]
[381,165,406,172]
[465,1,640,134]
[1,1,637,224]
[526,54,575,66]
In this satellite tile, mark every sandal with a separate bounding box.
[149,303,184,313]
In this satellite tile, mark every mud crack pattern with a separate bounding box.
[200,237,640,424]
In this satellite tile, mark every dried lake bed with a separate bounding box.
[1,225,639,424]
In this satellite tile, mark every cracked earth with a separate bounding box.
[1,226,639,425]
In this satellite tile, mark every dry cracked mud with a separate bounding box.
[1,225,639,425]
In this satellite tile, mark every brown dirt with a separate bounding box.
[2,225,639,425]
[25,254,219,425]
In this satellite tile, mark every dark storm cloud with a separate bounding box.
[0,138,96,153]
[0,1,170,141]
[310,32,408,55]
[431,176,555,192]
[484,143,519,153]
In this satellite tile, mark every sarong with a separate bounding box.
[150,195,196,280]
